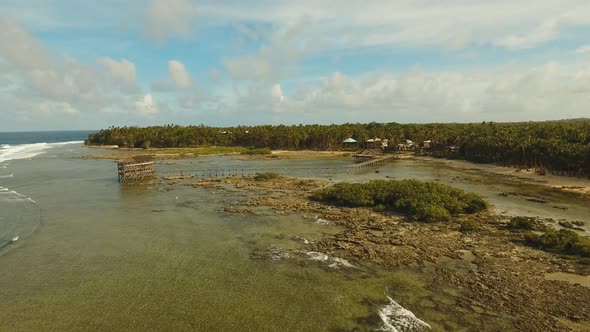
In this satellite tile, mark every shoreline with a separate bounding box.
[413,156,590,197]
[82,145,590,196]
[81,146,352,161]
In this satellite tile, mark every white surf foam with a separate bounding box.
[378,296,431,332]
[0,141,83,164]
[305,251,356,269]
[0,173,13,179]
[0,186,33,203]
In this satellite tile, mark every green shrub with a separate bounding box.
[242,148,272,155]
[459,220,480,233]
[253,172,280,181]
[310,179,488,223]
[412,204,451,223]
[507,216,537,230]
[374,204,386,212]
[525,229,590,258]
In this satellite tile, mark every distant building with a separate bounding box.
[397,140,414,151]
[365,138,383,149]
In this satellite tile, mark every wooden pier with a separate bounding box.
[117,154,399,183]
[350,154,397,172]
[117,161,156,183]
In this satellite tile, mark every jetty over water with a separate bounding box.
[352,154,397,171]
[117,158,156,183]
[117,154,399,184]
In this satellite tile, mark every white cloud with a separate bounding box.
[576,45,590,54]
[169,60,192,88]
[135,94,157,115]
[100,57,137,91]
[215,61,590,124]
[199,0,590,51]
[152,60,193,91]
[494,19,559,50]
[271,84,284,103]
[223,18,317,82]
[0,14,155,130]
[143,0,198,42]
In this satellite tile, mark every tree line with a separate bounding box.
[86,120,590,177]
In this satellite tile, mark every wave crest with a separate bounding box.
[378,296,431,332]
[0,141,82,164]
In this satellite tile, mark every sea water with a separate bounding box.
[1,133,588,330]
[0,135,427,331]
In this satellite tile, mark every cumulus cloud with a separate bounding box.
[169,60,192,88]
[271,84,284,103]
[0,14,155,130]
[215,61,590,124]
[152,60,193,91]
[220,83,288,116]
[100,57,137,92]
[135,94,157,115]
[199,0,590,51]
[143,0,198,42]
[223,18,318,82]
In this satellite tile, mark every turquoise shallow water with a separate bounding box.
[1,144,589,331]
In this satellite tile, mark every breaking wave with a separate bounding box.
[378,296,431,332]
[0,141,83,164]
[0,186,42,253]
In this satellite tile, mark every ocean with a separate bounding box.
[0,134,405,331]
[0,130,94,164]
[1,131,589,330]
[0,131,95,251]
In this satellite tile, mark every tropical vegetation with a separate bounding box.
[86,120,590,177]
[310,179,488,222]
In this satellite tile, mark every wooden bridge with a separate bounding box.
[118,154,399,183]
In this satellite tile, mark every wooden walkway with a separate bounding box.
[351,154,397,171]
[118,154,400,183]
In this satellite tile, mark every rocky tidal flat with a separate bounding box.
[191,175,590,331]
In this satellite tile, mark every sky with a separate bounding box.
[1,0,590,131]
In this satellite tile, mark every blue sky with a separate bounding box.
[1,0,590,131]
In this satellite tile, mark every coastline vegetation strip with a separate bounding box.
[85,120,590,177]
[310,179,488,223]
